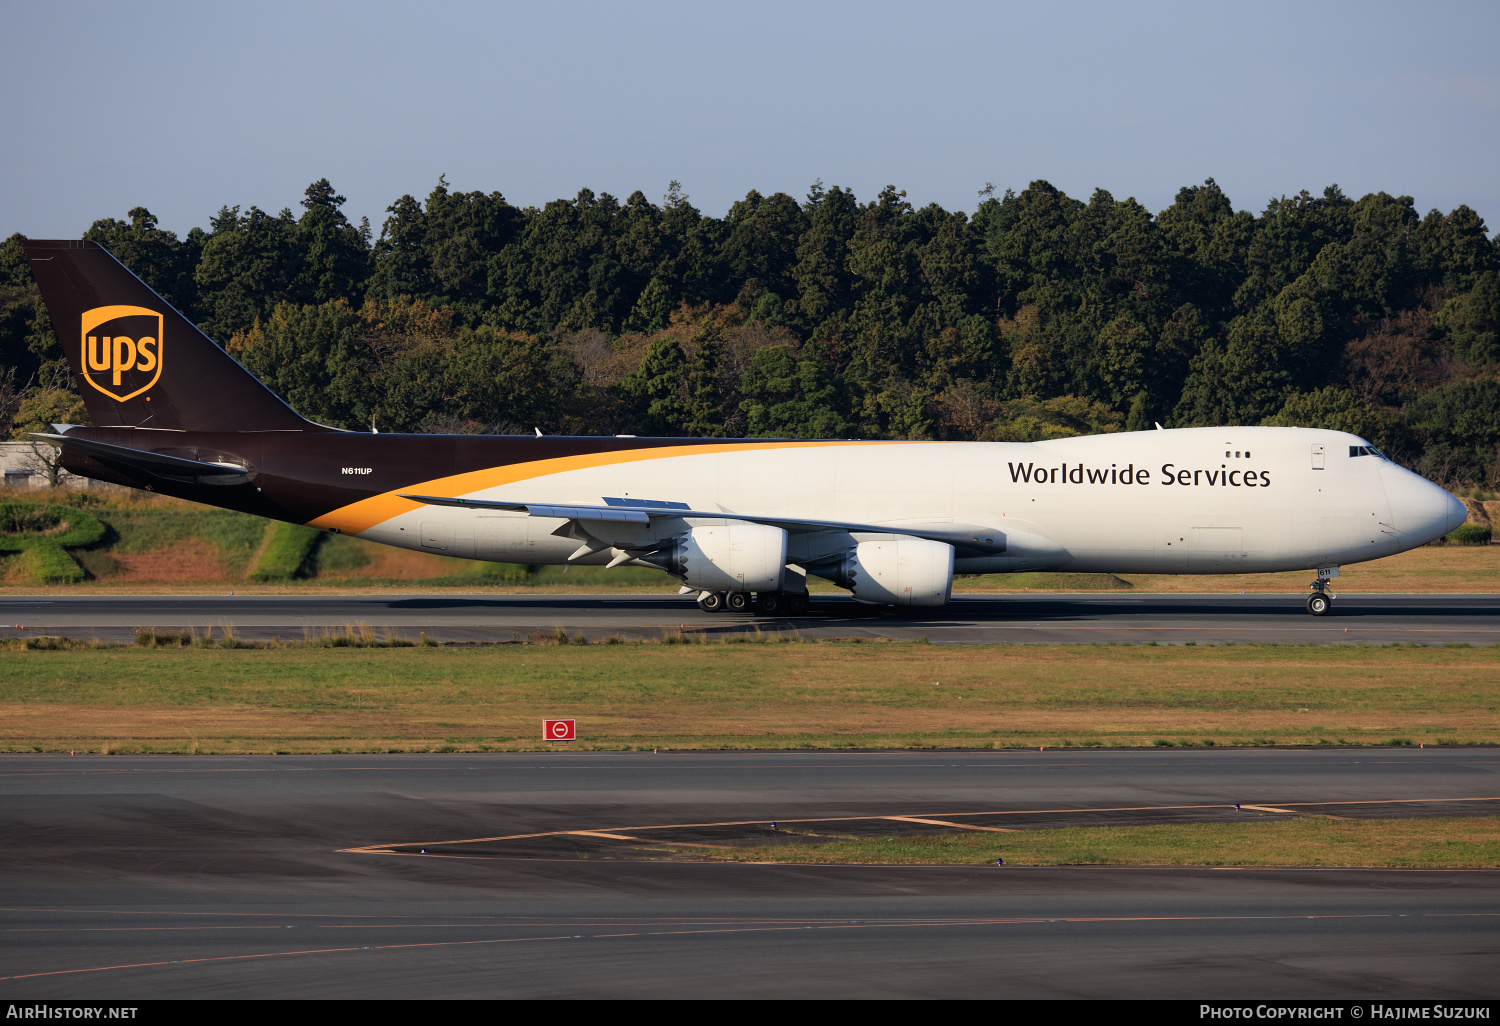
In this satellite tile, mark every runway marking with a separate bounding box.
[882,816,1018,832]
[6,912,1494,982]
[565,831,640,841]
[340,796,1500,855]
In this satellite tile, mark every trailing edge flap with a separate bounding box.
[30,433,251,485]
[400,493,1004,554]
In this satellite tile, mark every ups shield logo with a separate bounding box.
[80,305,163,402]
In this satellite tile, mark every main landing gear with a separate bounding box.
[695,591,809,616]
[1306,567,1340,616]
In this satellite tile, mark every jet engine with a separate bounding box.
[643,523,788,593]
[824,537,955,606]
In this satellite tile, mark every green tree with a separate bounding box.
[194,204,300,342]
[1263,386,1406,453]
[0,234,56,381]
[621,336,690,435]
[83,207,200,314]
[294,179,370,305]
[739,345,848,438]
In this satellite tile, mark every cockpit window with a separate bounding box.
[1348,445,1386,459]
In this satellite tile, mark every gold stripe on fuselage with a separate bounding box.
[305,439,911,535]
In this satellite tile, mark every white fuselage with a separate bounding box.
[356,426,1466,581]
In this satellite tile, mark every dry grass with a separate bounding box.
[697,816,1500,867]
[1,641,1496,753]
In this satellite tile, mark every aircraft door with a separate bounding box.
[475,515,527,560]
[1312,444,1325,470]
[1188,527,1245,570]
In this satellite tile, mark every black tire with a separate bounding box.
[784,593,809,615]
[698,591,725,613]
[1306,592,1331,616]
[756,592,782,615]
[726,591,750,612]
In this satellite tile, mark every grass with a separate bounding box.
[91,506,267,579]
[689,816,1500,867]
[1,641,1496,753]
[248,522,322,581]
[18,542,83,583]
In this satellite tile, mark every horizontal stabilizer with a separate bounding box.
[30,433,250,485]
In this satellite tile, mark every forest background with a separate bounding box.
[2,175,1497,487]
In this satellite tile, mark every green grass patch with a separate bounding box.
[0,503,106,583]
[311,533,373,572]
[0,503,106,548]
[696,816,1500,867]
[248,522,322,581]
[1445,523,1493,545]
[103,506,266,576]
[18,542,84,583]
[445,560,541,584]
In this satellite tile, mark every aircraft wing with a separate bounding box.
[400,493,1003,554]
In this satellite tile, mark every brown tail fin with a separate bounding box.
[22,239,311,432]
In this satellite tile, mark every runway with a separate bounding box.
[0,592,1497,644]
[0,749,1496,998]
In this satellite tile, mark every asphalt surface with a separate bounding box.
[0,592,1497,645]
[0,749,1496,998]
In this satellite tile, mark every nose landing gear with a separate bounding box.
[1306,566,1339,616]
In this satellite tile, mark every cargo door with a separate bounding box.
[1187,527,1245,570]
[475,514,528,559]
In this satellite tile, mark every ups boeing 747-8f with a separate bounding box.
[22,240,1466,616]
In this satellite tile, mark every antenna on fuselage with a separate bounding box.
[1154,422,1164,431]
[534,427,543,437]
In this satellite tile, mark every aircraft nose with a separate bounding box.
[1443,489,1468,534]
[1380,463,1466,544]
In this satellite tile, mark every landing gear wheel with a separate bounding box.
[726,591,750,612]
[1306,592,1331,616]
[783,593,809,615]
[756,592,782,615]
[697,591,726,613]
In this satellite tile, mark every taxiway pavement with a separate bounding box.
[0,592,1496,644]
[1,749,1496,998]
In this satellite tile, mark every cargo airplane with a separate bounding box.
[22,240,1466,616]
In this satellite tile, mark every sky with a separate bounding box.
[2,0,1497,239]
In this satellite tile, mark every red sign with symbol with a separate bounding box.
[543,718,576,741]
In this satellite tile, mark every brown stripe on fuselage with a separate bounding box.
[52,429,907,529]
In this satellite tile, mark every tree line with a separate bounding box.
[1,174,1497,485]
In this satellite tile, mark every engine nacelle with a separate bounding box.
[828,537,955,606]
[645,523,788,593]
